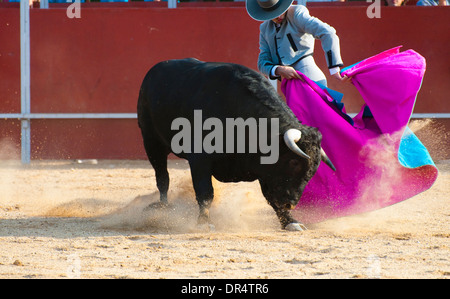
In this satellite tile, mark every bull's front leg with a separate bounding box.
[273,208,307,231]
[259,180,307,232]
[188,159,215,230]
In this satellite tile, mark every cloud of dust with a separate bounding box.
[100,176,278,233]
[312,130,407,233]
[209,179,279,232]
[353,119,445,214]
[0,139,21,209]
[409,119,449,161]
[44,198,121,218]
[0,149,276,233]
[409,118,432,133]
[0,138,20,161]
[100,176,198,232]
[354,130,405,213]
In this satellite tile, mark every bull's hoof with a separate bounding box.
[285,223,307,231]
[143,201,169,211]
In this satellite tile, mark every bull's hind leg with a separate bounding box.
[188,159,215,229]
[141,129,170,206]
[150,154,170,206]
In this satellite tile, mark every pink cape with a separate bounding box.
[283,47,438,223]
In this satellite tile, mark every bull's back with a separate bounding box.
[138,58,273,130]
[138,58,204,113]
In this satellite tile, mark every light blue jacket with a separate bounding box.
[258,5,343,79]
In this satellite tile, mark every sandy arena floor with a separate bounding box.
[0,155,448,279]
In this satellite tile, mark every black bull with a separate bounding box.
[137,58,334,231]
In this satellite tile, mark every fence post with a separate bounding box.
[20,0,31,164]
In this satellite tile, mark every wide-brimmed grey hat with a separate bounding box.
[246,0,294,21]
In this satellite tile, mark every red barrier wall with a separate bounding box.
[0,6,449,160]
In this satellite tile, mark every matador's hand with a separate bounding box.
[331,72,351,83]
[275,66,303,80]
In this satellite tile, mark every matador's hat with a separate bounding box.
[246,0,294,21]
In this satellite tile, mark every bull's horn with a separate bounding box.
[320,148,336,171]
[284,129,310,160]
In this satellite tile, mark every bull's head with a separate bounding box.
[259,128,335,230]
[284,129,335,171]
